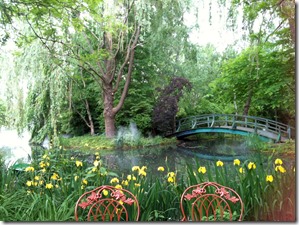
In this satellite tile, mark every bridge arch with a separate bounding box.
[168,114,294,142]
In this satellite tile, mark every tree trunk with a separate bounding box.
[233,92,238,115]
[103,85,116,138]
[101,26,141,139]
[72,99,95,136]
[278,0,295,45]
[85,99,95,135]
[104,113,116,138]
[243,89,253,116]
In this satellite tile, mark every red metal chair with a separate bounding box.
[180,182,244,221]
[74,185,140,221]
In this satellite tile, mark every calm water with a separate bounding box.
[0,128,32,167]
[1,128,260,177]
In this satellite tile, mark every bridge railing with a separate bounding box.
[176,114,295,139]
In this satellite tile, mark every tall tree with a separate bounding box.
[1,0,142,138]
[0,0,194,139]
[210,44,295,123]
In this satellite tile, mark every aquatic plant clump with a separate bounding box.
[0,147,295,221]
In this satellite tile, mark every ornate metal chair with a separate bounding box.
[180,182,244,221]
[74,185,140,221]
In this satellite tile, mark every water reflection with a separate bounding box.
[1,128,259,178]
[177,138,251,161]
[0,128,31,167]
[30,137,255,178]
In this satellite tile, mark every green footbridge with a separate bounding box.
[169,114,295,142]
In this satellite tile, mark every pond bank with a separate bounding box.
[60,133,295,156]
[60,134,178,151]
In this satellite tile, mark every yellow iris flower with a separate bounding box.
[233,159,241,166]
[248,162,256,170]
[25,167,35,172]
[275,165,286,173]
[51,173,59,180]
[76,160,83,167]
[157,166,165,171]
[274,158,283,165]
[93,160,100,167]
[198,166,207,174]
[167,177,174,183]
[26,181,33,187]
[115,184,122,189]
[122,180,129,186]
[239,168,244,174]
[82,179,88,185]
[266,175,274,182]
[132,166,140,171]
[46,183,53,189]
[110,177,119,184]
[167,172,175,177]
[138,170,146,177]
[216,160,224,167]
[103,189,108,196]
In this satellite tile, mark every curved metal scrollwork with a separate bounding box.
[180,182,244,221]
[74,185,140,221]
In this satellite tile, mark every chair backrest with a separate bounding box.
[180,182,244,221]
[74,185,140,221]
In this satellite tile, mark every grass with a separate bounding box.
[60,134,178,151]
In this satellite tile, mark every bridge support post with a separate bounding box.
[232,115,236,129]
[254,120,257,133]
[276,133,281,143]
[287,126,291,139]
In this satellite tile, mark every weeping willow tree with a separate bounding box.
[8,41,70,144]
[0,44,26,130]
[1,0,294,142]
[0,99,6,127]
[0,0,195,141]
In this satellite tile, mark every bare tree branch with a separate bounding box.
[113,25,141,114]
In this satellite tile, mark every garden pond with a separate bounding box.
[1,128,291,179]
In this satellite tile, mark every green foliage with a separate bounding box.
[114,48,156,135]
[177,45,233,117]
[60,135,115,150]
[67,70,102,136]
[210,44,295,120]
[0,99,7,127]
[226,0,295,46]
[0,0,296,221]
[2,0,294,140]
[61,133,177,150]
[0,143,295,221]
[201,209,239,221]
[243,134,270,151]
